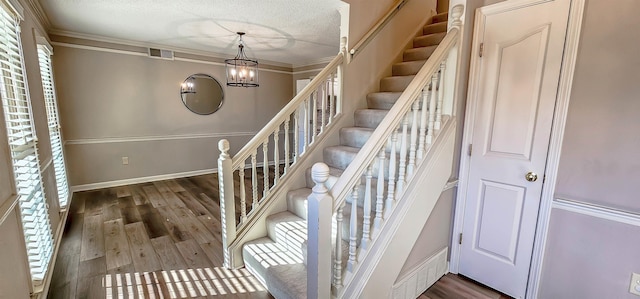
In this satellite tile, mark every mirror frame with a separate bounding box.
[180,73,224,115]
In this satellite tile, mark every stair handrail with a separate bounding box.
[349,0,409,60]
[218,37,347,268]
[306,5,465,297]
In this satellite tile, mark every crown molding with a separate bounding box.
[48,29,298,69]
[22,0,50,28]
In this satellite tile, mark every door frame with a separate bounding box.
[448,0,586,298]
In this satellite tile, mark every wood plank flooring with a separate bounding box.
[420,274,513,299]
[49,168,510,299]
[48,172,274,299]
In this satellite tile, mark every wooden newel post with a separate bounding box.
[307,162,333,299]
[218,139,236,269]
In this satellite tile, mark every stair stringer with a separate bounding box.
[340,119,456,299]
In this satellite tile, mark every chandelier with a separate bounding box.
[225,32,259,87]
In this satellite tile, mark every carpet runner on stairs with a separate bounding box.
[242,11,449,299]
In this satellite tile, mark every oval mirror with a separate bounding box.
[180,74,224,115]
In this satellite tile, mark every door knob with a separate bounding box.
[525,172,538,182]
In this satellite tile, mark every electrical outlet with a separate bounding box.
[122,156,129,165]
[630,272,640,296]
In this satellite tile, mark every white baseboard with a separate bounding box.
[392,247,448,299]
[70,168,218,192]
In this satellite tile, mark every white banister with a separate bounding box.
[218,37,347,267]
[328,5,465,295]
[218,139,236,268]
[307,163,333,299]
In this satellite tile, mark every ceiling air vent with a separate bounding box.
[148,48,174,60]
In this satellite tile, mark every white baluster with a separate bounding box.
[239,167,247,223]
[273,129,279,184]
[385,130,398,218]
[347,185,359,273]
[361,165,372,250]
[263,140,269,198]
[303,98,309,153]
[218,140,236,268]
[294,109,300,162]
[251,151,258,209]
[333,203,344,291]
[417,87,429,160]
[307,163,332,299]
[436,62,445,130]
[373,148,385,234]
[321,81,327,132]
[284,119,290,174]
[329,72,335,124]
[397,114,409,194]
[312,89,318,143]
[407,98,420,176]
[427,73,438,144]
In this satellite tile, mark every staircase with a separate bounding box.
[240,12,452,299]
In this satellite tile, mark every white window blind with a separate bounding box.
[37,45,68,208]
[0,3,53,284]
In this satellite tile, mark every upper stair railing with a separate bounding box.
[217,38,347,268]
[307,5,465,298]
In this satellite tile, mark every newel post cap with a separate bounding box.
[311,162,330,186]
[451,5,464,28]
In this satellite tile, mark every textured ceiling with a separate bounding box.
[39,0,343,66]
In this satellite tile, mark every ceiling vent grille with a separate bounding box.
[148,48,174,60]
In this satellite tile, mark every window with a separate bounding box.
[37,43,69,208]
[0,1,54,284]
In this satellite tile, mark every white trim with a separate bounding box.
[449,4,586,299]
[443,179,458,191]
[51,41,148,57]
[2,0,23,19]
[65,131,257,145]
[48,29,294,68]
[391,248,449,299]
[553,198,640,227]
[70,168,218,192]
[50,41,296,74]
[36,208,69,298]
[526,1,585,298]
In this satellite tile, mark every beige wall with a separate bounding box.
[540,0,640,297]
[52,41,293,188]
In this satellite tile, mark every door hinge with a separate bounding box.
[468,144,473,156]
[458,233,463,245]
[479,43,484,57]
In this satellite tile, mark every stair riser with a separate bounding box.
[423,22,447,35]
[392,60,426,76]
[432,13,448,23]
[404,46,437,62]
[323,147,404,180]
[354,109,424,130]
[380,76,414,92]
[339,127,409,153]
[265,213,307,248]
[413,33,446,48]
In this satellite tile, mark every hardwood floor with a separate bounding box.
[48,171,275,299]
[420,274,513,299]
[48,168,510,299]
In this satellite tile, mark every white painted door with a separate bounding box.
[458,0,571,298]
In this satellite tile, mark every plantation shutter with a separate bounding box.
[0,1,54,283]
[37,44,69,208]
